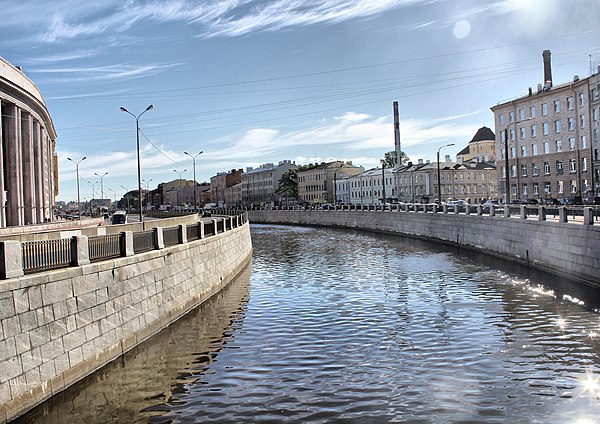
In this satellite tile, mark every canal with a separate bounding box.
[15,224,600,423]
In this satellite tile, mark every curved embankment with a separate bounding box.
[247,209,599,287]
[0,216,252,423]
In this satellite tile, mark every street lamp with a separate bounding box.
[437,143,455,204]
[94,172,108,201]
[143,178,153,213]
[67,156,86,220]
[120,104,154,223]
[380,159,386,204]
[184,151,203,210]
[121,185,130,213]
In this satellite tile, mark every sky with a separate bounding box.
[1,0,599,202]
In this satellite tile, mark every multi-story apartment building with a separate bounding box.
[298,161,363,204]
[590,67,600,196]
[241,160,296,207]
[224,182,242,208]
[491,50,595,203]
[395,161,430,203]
[347,165,395,205]
[210,169,243,207]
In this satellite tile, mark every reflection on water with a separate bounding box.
[16,224,600,423]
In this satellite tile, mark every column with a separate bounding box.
[21,112,35,225]
[4,104,24,226]
[33,120,44,223]
[0,101,6,227]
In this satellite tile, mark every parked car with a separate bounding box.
[583,197,600,205]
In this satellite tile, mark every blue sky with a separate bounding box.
[1,0,599,202]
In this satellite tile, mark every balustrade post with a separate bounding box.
[433,204,439,213]
[199,221,205,239]
[538,206,546,221]
[558,207,567,222]
[520,205,527,219]
[179,224,187,243]
[476,204,483,216]
[71,235,90,266]
[583,207,594,225]
[0,240,24,279]
[121,231,134,256]
[490,205,496,217]
[504,205,511,218]
[154,227,165,249]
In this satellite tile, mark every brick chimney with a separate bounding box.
[542,50,552,88]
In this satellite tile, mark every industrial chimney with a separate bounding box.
[393,101,401,166]
[542,50,552,89]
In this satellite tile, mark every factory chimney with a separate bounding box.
[542,50,552,89]
[393,101,401,166]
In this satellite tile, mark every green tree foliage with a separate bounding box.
[383,150,410,167]
[276,165,317,198]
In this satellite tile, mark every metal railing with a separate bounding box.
[22,238,72,274]
[133,230,156,253]
[163,226,180,247]
[88,234,122,262]
[204,221,215,236]
[187,223,200,241]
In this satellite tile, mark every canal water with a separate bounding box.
[15,224,600,423]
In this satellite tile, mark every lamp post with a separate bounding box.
[120,185,130,213]
[67,157,86,220]
[94,172,108,201]
[380,160,386,204]
[173,170,186,208]
[437,143,455,204]
[184,151,203,210]
[143,178,153,213]
[120,104,154,223]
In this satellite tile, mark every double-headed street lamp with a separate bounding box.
[120,104,154,223]
[184,151,203,210]
[121,185,130,213]
[143,178,153,212]
[437,143,455,204]
[67,156,86,220]
[94,172,108,200]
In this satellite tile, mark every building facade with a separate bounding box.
[590,67,600,197]
[491,50,595,203]
[211,169,242,207]
[241,160,296,207]
[0,56,58,226]
[298,161,363,204]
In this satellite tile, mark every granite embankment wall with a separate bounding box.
[0,216,252,423]
[248,209,599,286]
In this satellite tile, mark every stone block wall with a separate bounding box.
[0,219,252,423]
[248,209,599,287]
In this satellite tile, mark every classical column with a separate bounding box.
[4,103,24,226]
[0,101,6,227]
[21,112,35,225]
[33,120,44,223]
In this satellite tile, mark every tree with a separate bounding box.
[276,169,299,198]
[383,150,410,167]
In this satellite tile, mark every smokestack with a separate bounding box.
[542,49,552,88]
[393,101,401,166]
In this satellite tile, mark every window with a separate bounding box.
[511,165,517,178]
[579,92,584,107]
[533,183,539,195]
[499,113,505,125]
[569,138,576,151]
[531,125,537,137]
[530,106,536,118]
[581,135,587,149]
[567,96,574,110]
[501,131,505,142]
[533,164,540,176]
[521,146,527,157]
[554,100,560,113]
[555,139,562,152]
[520,127,526,139]
[501,166,506,178]
[580,114,585,128]
[519,108,525,120]
[568,117,575,131]
[558,180,563,194]
[571,180,577,193]
[544,162,550,175]
[542,122,549,135]
[523,184,528,195]
[555,120,561,133]
[545,182,551,194]
[582,157,588,172]
[542,103,548,116]
[569,159,576,173]
[521,164,528,176]
[510,129,515,141]
[543,141,550,154]
[556,161,563,174]
[593,107,599,122]
[509,111,515,123]
[594,129,598,143]
[511,147,516,158]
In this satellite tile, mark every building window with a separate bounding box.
[510,129,515,141]
[511,165,517,178]
[521,145,528,157]
[558,180,563,194]
[519,108,525,121]
[523,184,528,195]
[581,135,587,149]
[542,103,548,116]
[582,157,588,172]
[569,138,576,151]
[554,100,560,113]
[568,117,575,131]
[593,107,599,122]
[545,182,551,194]
[521,164,528,176]
[583,179,590,193]
[556,161,563,175]
[532,144,538,155]
[509,111,515,123]
[580,114,585,129]
[555,139,562,152]
[530,106,536,118]
[531,125,537,137]
[533,183,539,194]
[533,164,540,176]
[567,96,574,110]
[543,141,550,154]
[579,92,584,107]
[520,127,526,139]
[511,147,516,158]
[544,162,550,175]
[554,120,561,133]
[571,180,577,193]
[543,122,549,135]
[569,159,576,173]
[499,113,505,125]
